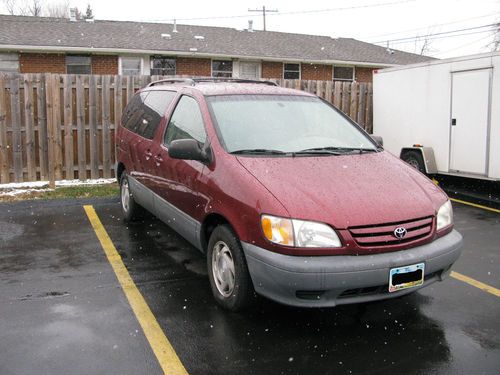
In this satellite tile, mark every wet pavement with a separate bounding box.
[0,197,499,375]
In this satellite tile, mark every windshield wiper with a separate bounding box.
[230,148,290,155]
[296,147,357,155]
[297,146,378,155]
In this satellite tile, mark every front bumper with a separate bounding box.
[242,230,463,307]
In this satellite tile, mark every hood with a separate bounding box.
[236,151,447,228]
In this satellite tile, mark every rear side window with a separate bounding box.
[137,91,176,139]
[121,90,176,139]
[164,96,206,146]
[122,92,148,132]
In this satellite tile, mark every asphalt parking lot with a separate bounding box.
[0,195,499,375]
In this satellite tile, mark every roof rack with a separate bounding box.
[147,77,278,87]
[147,78,195,87]
[193,78,278,86]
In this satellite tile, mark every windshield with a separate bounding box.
[207,95,377,154]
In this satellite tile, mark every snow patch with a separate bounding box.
[0,178,115,190]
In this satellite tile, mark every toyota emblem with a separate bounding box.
[394,227,407,239]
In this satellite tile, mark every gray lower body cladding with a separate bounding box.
[242,230,463,307]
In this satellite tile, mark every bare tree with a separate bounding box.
[3,0,17,14]
[45,0,69,18]
[419,37,433,55]
[27,0,42,16]
[2,0,30,15]
[490,22,500,52]
[3,0,43,16]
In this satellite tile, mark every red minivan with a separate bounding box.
[116,78,463,311]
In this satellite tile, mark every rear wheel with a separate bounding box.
[207,225,255,311]
[402,151,426,174]
[120,172,141,221]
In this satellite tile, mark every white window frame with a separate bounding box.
[333,66,355,82]
[211,59,233,78]
[236,60,261,79]
[283,62,301,80]
[119,56,145,75]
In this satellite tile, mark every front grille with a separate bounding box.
[349,216,433,247]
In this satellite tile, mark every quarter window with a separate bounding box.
[283,63,300,79]
[66,55,91,74]
[121,57,142,75]
[164,96,206,146]
[333,66,354,81]
[212,60,233,78]
[151,56,176,75]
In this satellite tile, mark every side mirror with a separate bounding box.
[371,135,383,147]
[168,139,211,163]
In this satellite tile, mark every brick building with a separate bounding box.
[0,15,432,82]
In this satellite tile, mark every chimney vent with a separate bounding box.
[248,20,253,32]
[173,19,178,33]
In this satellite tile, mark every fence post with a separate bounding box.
[23,74,36,181]
[36,73,49,181]
[0,74,8,183]
[45,73,57,189]
[10,75,22,182]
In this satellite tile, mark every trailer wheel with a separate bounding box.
[402,151,426,174]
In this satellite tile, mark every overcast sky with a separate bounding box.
[2,0,499,58]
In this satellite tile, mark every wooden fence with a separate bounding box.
[0,73,372,184]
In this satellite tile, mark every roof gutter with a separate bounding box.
[0,44,398,68]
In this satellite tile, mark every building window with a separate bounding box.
[0,53,19,72]
[121,57,142,75]
[283,63,300,79]
[151,56,176,76]
[66,55,91,74]
[333,66,354,81]
[212,60,233,78]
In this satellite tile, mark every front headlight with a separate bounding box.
[261,215,342,248]
[436,200,453,231]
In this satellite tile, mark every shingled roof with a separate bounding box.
[0,15,433,66]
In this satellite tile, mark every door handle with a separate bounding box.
[451,118,457,126]
[154,155,163,166]
[145,150,153,160]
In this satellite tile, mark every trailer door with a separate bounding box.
[450,69,491,175]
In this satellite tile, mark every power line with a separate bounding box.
[364,13,499,40]
[385,28,497,46]
[373,23,499,44]
[432,34,494,57]
[139,0,415,23]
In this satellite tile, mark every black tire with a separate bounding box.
[402,151,426,174]
[207,225,255,311]
[119,172,141,222]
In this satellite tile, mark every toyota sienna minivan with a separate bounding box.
[116,78,463,311]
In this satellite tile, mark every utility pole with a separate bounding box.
[248,5,278,31]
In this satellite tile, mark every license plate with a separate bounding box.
[389,263,425,293]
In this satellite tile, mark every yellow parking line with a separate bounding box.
[451,271,500,297]
[450,198,500,213]
[83,205,188,375]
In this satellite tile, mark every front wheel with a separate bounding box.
[207,225,255,311]
[120,172,141,221]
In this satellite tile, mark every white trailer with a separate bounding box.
[373,52,500,181]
